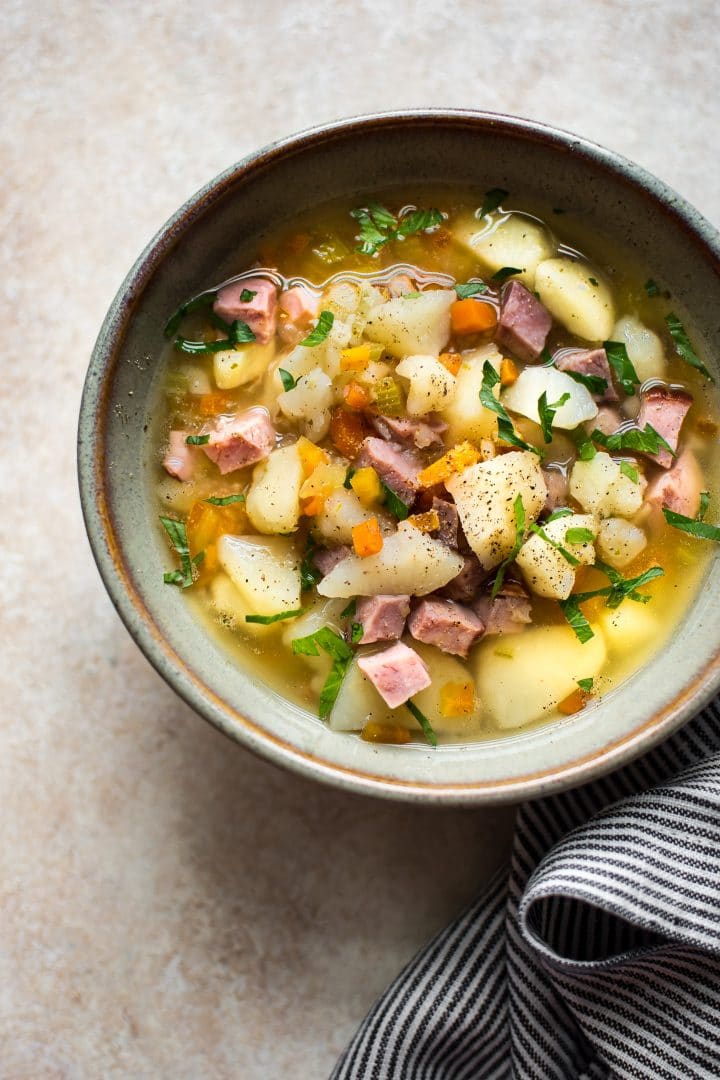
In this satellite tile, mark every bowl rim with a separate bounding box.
[78,108,720,805]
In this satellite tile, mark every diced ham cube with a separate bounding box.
[202,407,275,474]
[589,405,623,438]
[439,554,487,603]
[407,598,485,658]
[279,285,320,327]
[213,277,278,344]
[637,386,693,468]
[312,545,351,576]
[554,348,618,401]
[432,497,459,548]
[496,280,552,362]
[355,595,411,644]
[356,437,422,504]
[163,430,196,481]
[370,414,447,449]
[357,642,431,709]
[541,466,569,514]
[646,449,703,518]
[387,273,416,297]
[473,582,532,635]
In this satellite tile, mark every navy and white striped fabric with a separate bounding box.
[332,700,720,1079]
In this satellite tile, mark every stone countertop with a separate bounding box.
[2,2,718,1075]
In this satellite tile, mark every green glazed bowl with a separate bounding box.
[78,110,720,804]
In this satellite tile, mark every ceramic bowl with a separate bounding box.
[78,110,720,804]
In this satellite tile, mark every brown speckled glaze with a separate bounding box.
[78,110,720,804]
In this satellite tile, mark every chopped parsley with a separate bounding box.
[350,200,443,256]
[343,467,356,490]
[559,564,664,642]
[577,678,594,692]
[278,368,297,392]
[577,439,598,461]
[545,508,574,523]
[491,494,525,598]
[350,622,364,644]
[245,609,305,625]
[562,368,608,396]
[291,627,355,719]
[538,390,570,443]
[300,535,322,591]
[185,434,210,445]
[300,310,334,347]
[240,288,257,302]
[406,699,437,747]
[164,291,217,338]
[588,277,599,287]
[480,361,541,455]
[205,493,245,506]
[565,526,595,545]
[454,280,489,299]
[620,461,639,483]
[540,347,554,366]
[491,266,523,284]
[529,521,580,566]
[644,278,661,297]
[381,481,411,521]
[603,340,640,396]
[591,423,675,458]
[159,516,203,589]
[340,598,357,619]
[175,319,256,354]
[479,188,508,218]
[665,313,713,381]
[663,494,720,541]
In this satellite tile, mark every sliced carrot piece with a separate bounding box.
[329,407,371,458]
[418,441,482,487]
[439,680,475,717]
[438,351,462,376]
[557,688,592,715]
[197,392,237,416]
[343,381,371,410]
[361,722,411,745]
[407,509,441,534]
[500,357,519,386]
[351,516,383,557]
[450,298,498,335]
[301,495,325,517]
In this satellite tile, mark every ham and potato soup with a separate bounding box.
[153,189,719,745]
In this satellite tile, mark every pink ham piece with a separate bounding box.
[407,598,485,658]
[163,430,196,481]
[357,642,431,709]
[440,554,487,603]
[202,407,275,475]
[213,278,278,344]
[541,467,569,514]
[432,497,459,548]
[646,449,703,518]
[279,285,320,327]
[474,582,532,636]
[496,280,552,362]
[355,437,422,504]
[637,385,693,468]
[312,545,351,577]
[387,273,416,297]
[355,595,411,644]
[554,348,618,402]
[370,414,447,450]
[590,405,623,438]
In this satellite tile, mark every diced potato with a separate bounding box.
[314,488,374,545]
[328,645,482,736]
[473,625,607,730]
[535,257,615,342]
[217,534,301,615]
[277,367,333,440]
[600,601,659,654]
[278,316,354,383]
[453,211,555,288]
[364,290,455,358]
[299,462,347,500]
[613,315,666,382]
[210,573,278,638]
[569,452,646,518]
[317,521,464,598]
[214,341,275,390]
[441,345,502,444]
[395,354,457,416]
[246,444,304,534]
[597,517,647,569]
[445,451,547,569]
[502,366,597,430]
[516,513,597,600]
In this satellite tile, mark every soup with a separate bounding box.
[152,189,719,745]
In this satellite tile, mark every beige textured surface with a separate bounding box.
[1,1,718,1076]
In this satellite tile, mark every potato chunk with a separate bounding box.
[314,488,374,546]
[364,290,455,358]
[596,517,647,569]
[445,451,547,569]
[612,315,666,382]
[453,212,555,288]
[210,573,278,638]
[535,257,615,342]
[277,366,333,440]
[396,354,457,416]
[246,443,303,534]
[217,534,301,615]
[441,345,501,444]
[569,452,645,518]
[317,521,464,598]
[214,341,275,390]
[473,625,606,729]
[502,366,597,430]
[516,513,597,600]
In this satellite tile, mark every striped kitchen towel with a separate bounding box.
[332,700,720,1079]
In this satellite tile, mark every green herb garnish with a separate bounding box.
[480,362,541,455]
[381,481,410,521]
[403,291,422,299]
[603,340,640,395]
[538,391,570,443]
[591,423,675,458]
[406,699,437,748]
[565,527,595,545]
[175,319,256,354]
[479,188,508,218]
[491,266,523,284]
[557,595,595,644]
[396,208,444,239]
[350,622,364,644]
[545,508,574,522]
[164,292,217,338]
[540,348,554,366]
[577,678,594,692]
[185,434,210,445]
[278,368,297,392]
[205,494,245,506]
[300,310,334,347]
[340,599,357,619]
[350,200,442,256]
[578,440,597,461]
[561,368,608,396]
[292,627,355,719]
[343,467,356,491]
[160,516,203,589]
[588,277,599,287]
[245,609,305,625]
[663,495,720,541]
[491,494,525,599]
[300,535,322,591]
[454,281,489,299]
[644,279,660,298]
[620,461,639,483]
[240,288,257,302]
[529,522,579,566]
[558,564,664,642]
[665,313,713,380]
